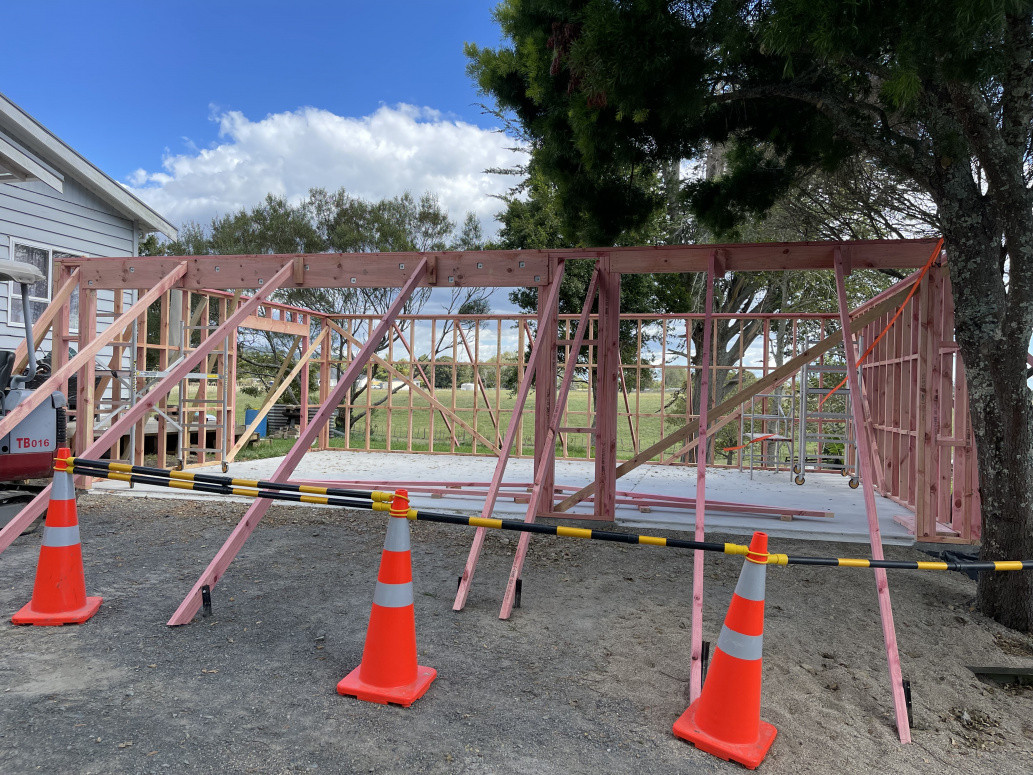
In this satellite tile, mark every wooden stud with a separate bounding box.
[594,259,619,520]
[689,250,718,702]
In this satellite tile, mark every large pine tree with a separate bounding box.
[469,0,1033,631]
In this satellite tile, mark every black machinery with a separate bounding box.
[0,259,66,484]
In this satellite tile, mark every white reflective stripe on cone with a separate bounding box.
[52,471,75,501]
[716,626,764,662]
[383,518,410,552]
[733,563,766,602]
[373,581,413,608]
[42,525,81,548]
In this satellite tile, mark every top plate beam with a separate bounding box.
[61,238,940,290]
[66,251,553,290]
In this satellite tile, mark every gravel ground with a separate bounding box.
[1,492,1031,774]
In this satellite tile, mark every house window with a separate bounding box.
[7,239,79,326]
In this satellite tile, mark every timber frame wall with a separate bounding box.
[857,268,981,544]
[0,238,971,744]
[325,310,850,464]
[0,240,975,543]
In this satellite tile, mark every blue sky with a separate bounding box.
[1,1,520,236]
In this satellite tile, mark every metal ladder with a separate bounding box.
[794,358,858,488]
[738,391,796,478]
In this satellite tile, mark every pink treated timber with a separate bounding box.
[499,266,601,620]
[533,262,558,509]
[689,251,718,702]
[452,261,567,612]
[834,251,911,744]
[0,262,188,443]
[308,479,831,520]
[0,262,294,557]
[166,259,430,626]
[594,261,620,518]
[75,284,97,471]
[67,240,937,292]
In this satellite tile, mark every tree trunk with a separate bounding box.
[947,229,1033,633]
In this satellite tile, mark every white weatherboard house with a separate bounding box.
[0,91,176,354]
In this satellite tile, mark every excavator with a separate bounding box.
[0,259,67,506]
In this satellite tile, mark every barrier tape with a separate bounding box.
[65,458,746,557]
[64,457,1032,573]
[722,434,776,452]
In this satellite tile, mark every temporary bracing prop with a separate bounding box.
[337,489,437,706]
[674,531,777,769]
[168,257,431,628]
[12,447,102,625]
[833,249,911,743]
[61,457,1033,573]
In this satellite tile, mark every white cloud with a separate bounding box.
[128,104,525,237]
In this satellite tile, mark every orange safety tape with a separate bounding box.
[817,238,944,409]
[722,434,776,452]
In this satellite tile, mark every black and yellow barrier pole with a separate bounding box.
[775,554,1033,573]
[64,459,749,558]
[63,456,393,503]
[65,458,1033,573]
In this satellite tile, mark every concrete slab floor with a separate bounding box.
[88,449,916,547]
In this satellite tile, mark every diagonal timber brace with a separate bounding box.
[497,264,602,619]
[226,329,330,462]
[834,249,911,743]
[167,258,430,626]
[0,261,296,556]
[452,259,568,611]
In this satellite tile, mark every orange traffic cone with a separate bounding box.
[673,531,777,769]
[337,489,436,706]
[12,448,102,626]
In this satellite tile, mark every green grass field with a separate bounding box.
[230,386,755,463]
